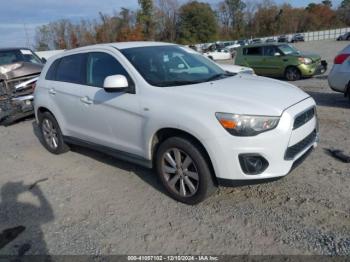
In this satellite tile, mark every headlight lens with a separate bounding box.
[298,57,312,65]
[216,113,280,136]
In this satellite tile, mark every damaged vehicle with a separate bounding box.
[0,48,43,125]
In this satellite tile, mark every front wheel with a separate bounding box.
[155,137,216,205]
[285,67,301,81]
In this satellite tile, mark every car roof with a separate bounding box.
[66,41,176,53]
[243,43,285,48]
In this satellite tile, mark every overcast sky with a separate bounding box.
[0,0,342,48]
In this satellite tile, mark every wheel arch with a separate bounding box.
[284,65,301,79]
[150,127,218,185]
[37,107,55,121]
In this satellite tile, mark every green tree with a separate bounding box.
[338,0,350,25]
[137,0,155,40]
[225,0,246,37]
[177,1,218,44]
[322,0,332,7]
[340,0,350,8]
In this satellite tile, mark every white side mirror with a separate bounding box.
[103,75,128,91]
[274,52,281,57]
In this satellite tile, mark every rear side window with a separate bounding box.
[56,54,85,84]
[86,52,129,87]
[243,47,262,56]
[263,46,279,56]
[45,59,60,80]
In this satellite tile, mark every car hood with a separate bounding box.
[291,52,321,62]
[169,75,310,116]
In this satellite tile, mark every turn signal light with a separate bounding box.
[219,119,237,129]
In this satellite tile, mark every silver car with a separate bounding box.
[328,44,350,101]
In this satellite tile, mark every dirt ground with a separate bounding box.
[0,40,349,256]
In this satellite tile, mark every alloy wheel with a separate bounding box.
[286,67,300,81]
[161,148,199,197]
[42,118,59,150]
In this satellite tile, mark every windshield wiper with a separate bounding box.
[205,72,235,82]
[156,80,202,87]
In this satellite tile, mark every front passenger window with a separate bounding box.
[87,52,129,87]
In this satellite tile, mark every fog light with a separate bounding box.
[239,154,269,175]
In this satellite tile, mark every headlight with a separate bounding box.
[298,57,312,65]
[216,113,280,136]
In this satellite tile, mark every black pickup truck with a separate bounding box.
[0,48,44,125]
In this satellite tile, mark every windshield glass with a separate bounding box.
[0,49,42,66]
[120,45,233,87]
[278,44,299,55]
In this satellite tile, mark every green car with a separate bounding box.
[235,43,327,81]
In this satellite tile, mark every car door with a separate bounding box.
[242,46,264,74]
[260,46,284,76]
[46,54,85,137]
[77,51,144,156]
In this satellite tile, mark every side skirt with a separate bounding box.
[63,136,153,169]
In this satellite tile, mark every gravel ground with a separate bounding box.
[0,40,349,256]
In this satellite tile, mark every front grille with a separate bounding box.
[293,107,315,130]
[285,130,317,160]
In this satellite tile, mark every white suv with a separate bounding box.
[34,42,318,204]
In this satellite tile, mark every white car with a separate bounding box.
[203,48,232,61]
[34,42,318,204]
[328,44,350,101]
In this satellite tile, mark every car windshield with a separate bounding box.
[278,44,299,55]
[120,45,234,87]
[0,49,42,66]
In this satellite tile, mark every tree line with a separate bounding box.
[35,0,350,51]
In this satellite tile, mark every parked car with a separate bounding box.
[328,44,350,101]
[203,48,232,60]
[265,38,276,43]
[291,33,305,43]
[251,38,262,44]
[35,42,318,204]
[235,43,327,81]
[0,48,44,124]
[278,35,289,43]
[237,40,248,46]
[337,32,350,41]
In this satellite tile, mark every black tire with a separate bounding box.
[39,112,69,154]
[285,66,301,81]
[155,137,216,205]
[208,56,214,60]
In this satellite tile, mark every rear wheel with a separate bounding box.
[39,112,69,154]
[155,137,216,205]
[285,66,301,81]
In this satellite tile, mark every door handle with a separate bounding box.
[80,96,93,105]
[48,89,56,95]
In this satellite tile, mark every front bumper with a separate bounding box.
[206,97,318,181]
[0,95,34,124]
